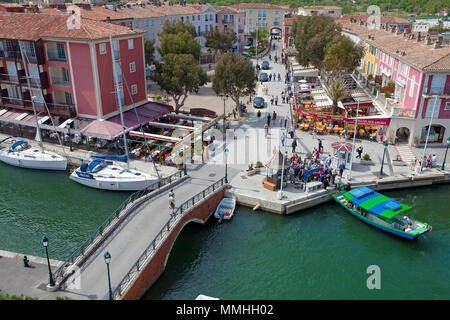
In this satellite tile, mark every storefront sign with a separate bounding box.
[296,108,391,126]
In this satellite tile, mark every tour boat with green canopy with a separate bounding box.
[332,186,431,240]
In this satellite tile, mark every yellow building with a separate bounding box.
[230,3,286,36]
[363,43,379,77]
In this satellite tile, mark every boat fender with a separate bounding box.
[225,211,230,216]
[253,203,261,211]
[10,139,16,144]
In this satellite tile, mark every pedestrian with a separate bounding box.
[273,73,276,80]
[265,87,269,95]
[275,96,278,106]
[356,146,363,159]
[339,163,345,177]
[208,62,211,70]
[292,138,297,154]
[168,189,175,215]
[272,110,277,121]
[281,131,286,147]
[257,110,261,121]
[269,73,272,81]
[318,139,323,154]
[267,114,271,127]
[288,125,294,139]
[282,95,286,103]
[278,73,281,81]
[284,116,288,129]
[270,96,274,105]
[264,123,269,138]
[279,118,283,128]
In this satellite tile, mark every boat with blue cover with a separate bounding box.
[69,155,158,191]
[332,186,431,240]
[0,138,67,171]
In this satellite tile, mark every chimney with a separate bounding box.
[106,16,111,23]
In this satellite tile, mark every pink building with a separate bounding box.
[0,12,149,135]
[339,18,450,146]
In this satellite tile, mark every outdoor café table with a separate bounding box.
[326,127,333,133]
[334,127,342,133]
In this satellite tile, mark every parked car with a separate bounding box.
[242,53,251,59]
[253,96,266,108]
[261,61,270,70]
[259,72,269,82]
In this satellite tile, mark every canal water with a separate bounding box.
[0,161,449,299]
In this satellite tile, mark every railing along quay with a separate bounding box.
[113,176,227,299]
[52,170,186,286]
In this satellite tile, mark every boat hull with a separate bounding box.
[214,198,236,221]
[332,193,430,240]
[69,171,157,191]
[0,151,67,171]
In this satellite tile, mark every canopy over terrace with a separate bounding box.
[80,102,173,140]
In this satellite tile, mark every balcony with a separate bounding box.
[24,72,50,89]
[0,50,22,61]
[392,107,416,118]
[222,19,234,24]
[0,96,75,118]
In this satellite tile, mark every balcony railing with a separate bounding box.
[0,50,22,60]
[0,73,20,84]
[47,51,66,62]
[51,76,69,87]
[0,96,75,117]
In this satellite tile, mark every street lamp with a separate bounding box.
[224,148,229,183]
[442,137,450,171]
[42,235,55,288]
[66,123,73,152]
[221,94,228,134]
[104,251,113,300]
[380,142,388,177]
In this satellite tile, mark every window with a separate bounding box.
[409,75,416,97]
[275,10,279,15]
[274,18,279,26]
[430,74,446,95]
[249,10,253,14]
[198,15,200,21]
[131,84,138,95]
[210,14,212,21]
[128,39,134,50]
[99,43,106,54]
[249,18,253,25]
[425,98,440,118]
[192,15,195,21]
[130,62,136,73]
[445,102,450,111]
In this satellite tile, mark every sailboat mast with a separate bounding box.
[18,40,44,152]
[109,35,130,169]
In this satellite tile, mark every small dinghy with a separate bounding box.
[214,198,236,223]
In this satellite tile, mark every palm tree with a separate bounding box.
[326,78,347,115]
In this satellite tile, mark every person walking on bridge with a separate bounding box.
[169,189,175,215]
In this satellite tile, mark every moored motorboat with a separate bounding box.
[0,139,67,171]
[214,198,236,223]
[332,186,431,240]
[69,155,158,191]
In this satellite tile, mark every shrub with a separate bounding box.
[155,94,162,100]
[247,162,254,171]
[362,154,371,161]
[387,80,395,88]
[255,161,264,168]
[384,91,392,98]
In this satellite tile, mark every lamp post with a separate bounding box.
[104,251,113,300]
[347,100,360,181]
[221,94,228,134]
[224,148,229,183]
[66,123,73,152]
[442,137,450,171]
[380,142,388,177]
[42,235,55,288]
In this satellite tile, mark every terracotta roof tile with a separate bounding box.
[0,12,145,41]
[337,18,450,71]
[115,3,211,19]
[38,6,132,22]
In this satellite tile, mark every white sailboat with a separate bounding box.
[69,35,158,191]
[0,41,67,171]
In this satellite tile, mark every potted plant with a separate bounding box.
[254,161,264,173]
[246,162,256,176]
[360,153,374,165]
[384,91,392,99]
[391,154,406,166]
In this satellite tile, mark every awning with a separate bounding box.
[80,102,173,140]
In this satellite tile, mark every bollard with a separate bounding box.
[23,256,30,268]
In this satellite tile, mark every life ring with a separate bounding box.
[10,139,16,144]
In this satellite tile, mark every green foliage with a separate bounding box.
[160,19,197,39]
[326,78,347,115]
[212,52,256,112]
[144,39,155,67]
[158,31,201,61]
[292,15,340,69]
[152,54,208,112]
[323,34,365,74]
[0,294,38,300]
[205,29,237,56]
[384,92,392,98]
[387,80,395,88]
[362,154,371,161]
[250,28,268,40]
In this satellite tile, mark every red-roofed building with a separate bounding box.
[0,12,148,129]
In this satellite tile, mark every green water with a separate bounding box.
[0,161,130,261]
[0,160,449,299]
[143,186,450,300]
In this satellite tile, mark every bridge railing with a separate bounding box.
[113,176,227,299]
[52,170,186,285]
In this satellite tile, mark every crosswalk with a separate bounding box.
[394,144,417,162]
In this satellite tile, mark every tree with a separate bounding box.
[152,54,208,113]
[204,29,237,56]
[326,78,348,115]
[212,52,256,115]
[323,34,365,76]
[158,31,201,61]
[292,15,341,69]
[250,28,268,41]
[144,39,155,67]
[160,19,197,39]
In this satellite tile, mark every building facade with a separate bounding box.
[297,6,343,17]
[0,12,147,127]
[216,6,246,53]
